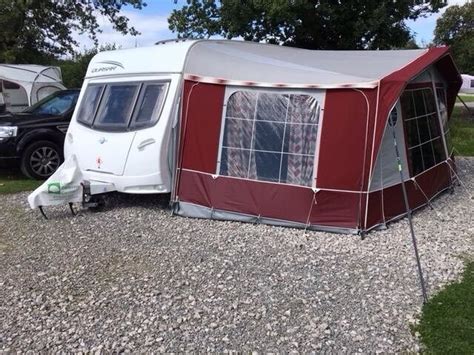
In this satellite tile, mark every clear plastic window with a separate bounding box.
[219,90,319,187]
[436,87,452,156]
[401,88,446,175]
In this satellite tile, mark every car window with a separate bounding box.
[32,92,79,116]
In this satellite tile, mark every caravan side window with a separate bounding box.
[218,90,319,187]
[400,87,446,176]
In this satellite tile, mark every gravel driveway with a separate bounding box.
[1,159,473,353]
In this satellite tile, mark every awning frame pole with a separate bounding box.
[389,113,428,304]
[457,95,473,118]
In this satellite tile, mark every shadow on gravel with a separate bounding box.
[27,192,171,221]
[98,192,171,210]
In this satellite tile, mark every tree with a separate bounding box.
[0,0,146,63]
[434,2,474,74]
[168,0,447,50]
[56,44,120,88]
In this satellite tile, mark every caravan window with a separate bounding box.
[76,81,168,131]
[219,90,319,187]
[94,84,139,129]
[401,87,446,176]
[131,83,168,128]
[76,84,104,125]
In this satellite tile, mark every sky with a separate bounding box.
[73,0,469,51]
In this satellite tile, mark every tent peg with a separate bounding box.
[69,203,76,216]
[38,206,48,220]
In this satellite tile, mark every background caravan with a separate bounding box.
[460,74,474,94]
[0,64,66,113]
[29,40,462,234]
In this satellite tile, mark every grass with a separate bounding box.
[0,169,42,195]
[457,94,474,103]
[450,106,474,156]
[417,262,474,354]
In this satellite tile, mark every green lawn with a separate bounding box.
[417,262,474,354]
[457,94,474,103]
[0,169,42,195]
[450,106,474,156]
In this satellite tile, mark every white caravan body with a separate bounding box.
[64,40,195,194]
[0,64,66,112]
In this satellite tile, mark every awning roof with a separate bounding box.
[184,41,428,88]
[0,64,63,84]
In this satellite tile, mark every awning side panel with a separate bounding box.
[366,162,452,228]
[316,88,378,191]
[370,47,460,189]
[178,80,226,174]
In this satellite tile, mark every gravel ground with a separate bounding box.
[1,159,473,353]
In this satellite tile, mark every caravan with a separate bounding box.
[460,74,474,94]
[30,40,462,234]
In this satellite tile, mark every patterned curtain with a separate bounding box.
[222,91,257,178]
[286,95,318,186]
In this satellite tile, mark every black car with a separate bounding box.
[0,89,80,179]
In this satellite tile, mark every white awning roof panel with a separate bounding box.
[184,41,428,88]
[0,64,63,84]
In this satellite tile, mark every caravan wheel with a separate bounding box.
[21,141,63,180]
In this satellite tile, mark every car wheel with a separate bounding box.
[21,141,63,180]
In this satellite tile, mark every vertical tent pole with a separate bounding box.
[389,113,428,304]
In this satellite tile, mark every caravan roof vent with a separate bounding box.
[154,38,190,46]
